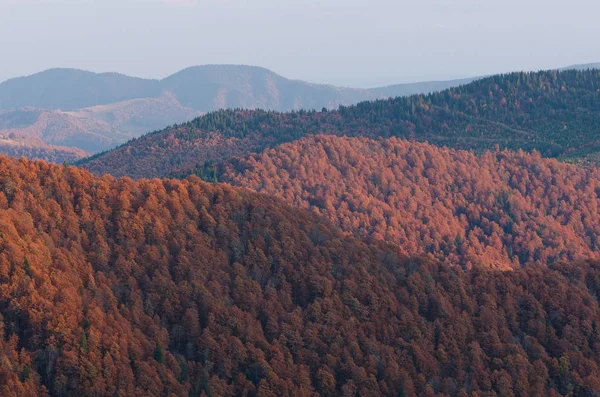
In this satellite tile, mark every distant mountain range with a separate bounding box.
[0,65,484,161]
[0,65,478,113]
[0,63,598,162]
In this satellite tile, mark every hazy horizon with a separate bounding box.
[3,61,600,89]
[1,0,599,87]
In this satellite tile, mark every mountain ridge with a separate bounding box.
[0,68,162,111]
[0,64,483,113]
[2,62,598,162]
[0,64,483,159]
[81,69,600,179]
[2,154,600,395]
[3,61,597,110]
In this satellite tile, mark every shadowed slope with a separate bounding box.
[1,156,600,395]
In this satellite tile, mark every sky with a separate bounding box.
[0,0,599,87]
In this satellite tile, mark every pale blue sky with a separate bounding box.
[1,0,599,87]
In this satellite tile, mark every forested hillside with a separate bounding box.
[81,69,600,178]
[192,135,600,270]
[2,156,600,396]
[0,66,475,161]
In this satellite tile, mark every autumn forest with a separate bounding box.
[1,68,600,396]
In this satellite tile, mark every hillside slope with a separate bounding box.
[212,135,600,270]
[81,69,600,178]
[1,156,600,395]
[0,69,161,111]
[0,95,202,153]
[0,134,88,162]
[368,76,477,98]
[161,65,372,111]
[560,62,600,71]
[0,65,477,161]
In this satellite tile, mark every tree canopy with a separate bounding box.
[1,156,600,395]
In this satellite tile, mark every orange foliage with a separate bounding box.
[220,135,600,269]
[0,156,599,395]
